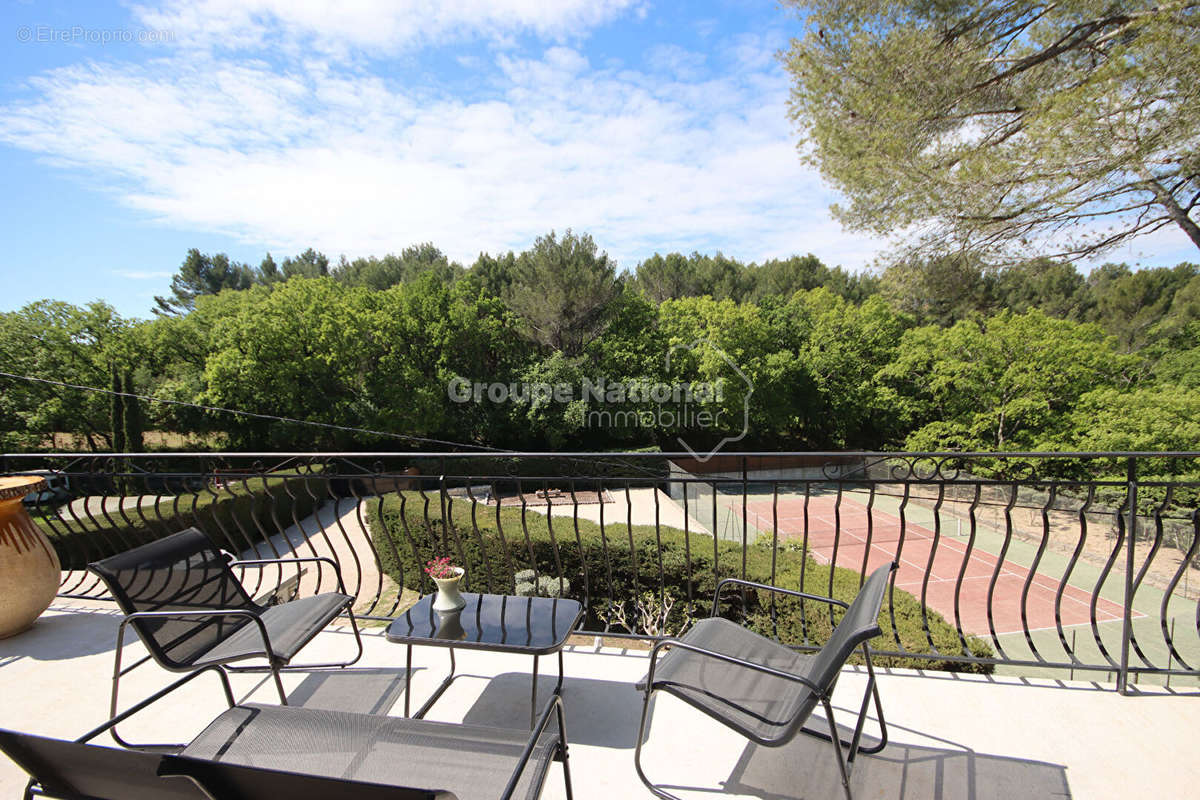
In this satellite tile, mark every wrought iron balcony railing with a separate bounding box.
[3,451,1197,693]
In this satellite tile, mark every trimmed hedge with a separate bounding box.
[40,474,326,569]
[366,491,994,673]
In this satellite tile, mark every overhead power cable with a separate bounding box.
[0,370,507,453]
[0,370,670,478]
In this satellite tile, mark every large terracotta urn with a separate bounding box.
[0,475,61,638]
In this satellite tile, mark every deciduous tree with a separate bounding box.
[877,310,1132,450]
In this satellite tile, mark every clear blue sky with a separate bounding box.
[2,0,1195,320]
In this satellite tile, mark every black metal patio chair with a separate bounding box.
[635,562,896,800]
[88,527,363,741]
[0,665,573,800]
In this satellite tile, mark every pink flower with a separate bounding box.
[424,556,460,579]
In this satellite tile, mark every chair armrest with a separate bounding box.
[644,637,824,698]
[120,608,276,661]
[230,556,347,594]
[711,577,849,617]
[499,694,568,800]
[75,665,235,744]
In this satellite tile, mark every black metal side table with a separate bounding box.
[386,592,584,728]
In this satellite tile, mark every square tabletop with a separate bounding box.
[385,593,584,655]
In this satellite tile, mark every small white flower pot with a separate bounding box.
[431,567,466,611]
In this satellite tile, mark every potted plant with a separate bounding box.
[424,556,466,611]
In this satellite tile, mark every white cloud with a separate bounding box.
[644,44,707,80]
[0,35,882,272]
[133,0,645,55]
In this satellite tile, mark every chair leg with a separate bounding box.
[633,688,687,800]
[849,647,888,758]
[271,663,288,705]
[109,625,126,722]
[108,621,147,749]
[822,697,854,800]
[108,622,229,751]
[556,701,575,800]
[800,649,888,760]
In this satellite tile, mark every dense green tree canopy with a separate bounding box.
[633,251,876,304]
[1086,262,1199,350]
[154,249,255,315]
[5,230,1197,458]
[0,301,129,449]
[989,258,1091,319]
[783,0,1200,263]
[880,254,992,327]
[335,244,463,290]
[879,310,1132,451]
[503,230,622,357]
[280,248,330,280]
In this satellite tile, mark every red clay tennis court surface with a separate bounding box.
[744,494,1130,637]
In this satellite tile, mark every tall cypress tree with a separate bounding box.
[122,372,144,453]
[110,364,126,453]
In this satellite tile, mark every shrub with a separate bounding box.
[514,569,571,598]
[367,491,993,672]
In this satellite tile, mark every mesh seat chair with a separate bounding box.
[89,527,364,734]
[0,666,573,800]
[635,562,897,800]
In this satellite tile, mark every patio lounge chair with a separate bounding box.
[635,562,896,800]
[88,527,364,742]
[0,666,573,800]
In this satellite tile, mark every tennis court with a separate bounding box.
[744,493,1131,637]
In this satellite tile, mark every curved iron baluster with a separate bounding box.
[397,491,432,596]
[1125,489,1173,669]
[859,484,876,589]
[800,481,812,645]
[231,470,274,599]
[596,477,616,632]
[1089,500,1128,670]
[710,479,719,616]
[323,467,369,606]
[1054,484,1094,664]
[625,480,639,597]
[740,458,748,582]
[16,450,1199,684]
[346,478,384,617]
[541,479,568,600]
[371,490,405,617]
[280,464,329,595]
[568,479,590,613]
[1018,483,1057,663]
[489,481,518,595]
[828,482,843,630]
[465,482,495,594]
[650,480,667,608]
[918,483,945,654]
[517,478,539,585]
[952,483,982,656]
[1158,506,1198,671]
[982,483,1018,662]
[441,477,470,592]
[769,482,779,640]
[887,482,911,653]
